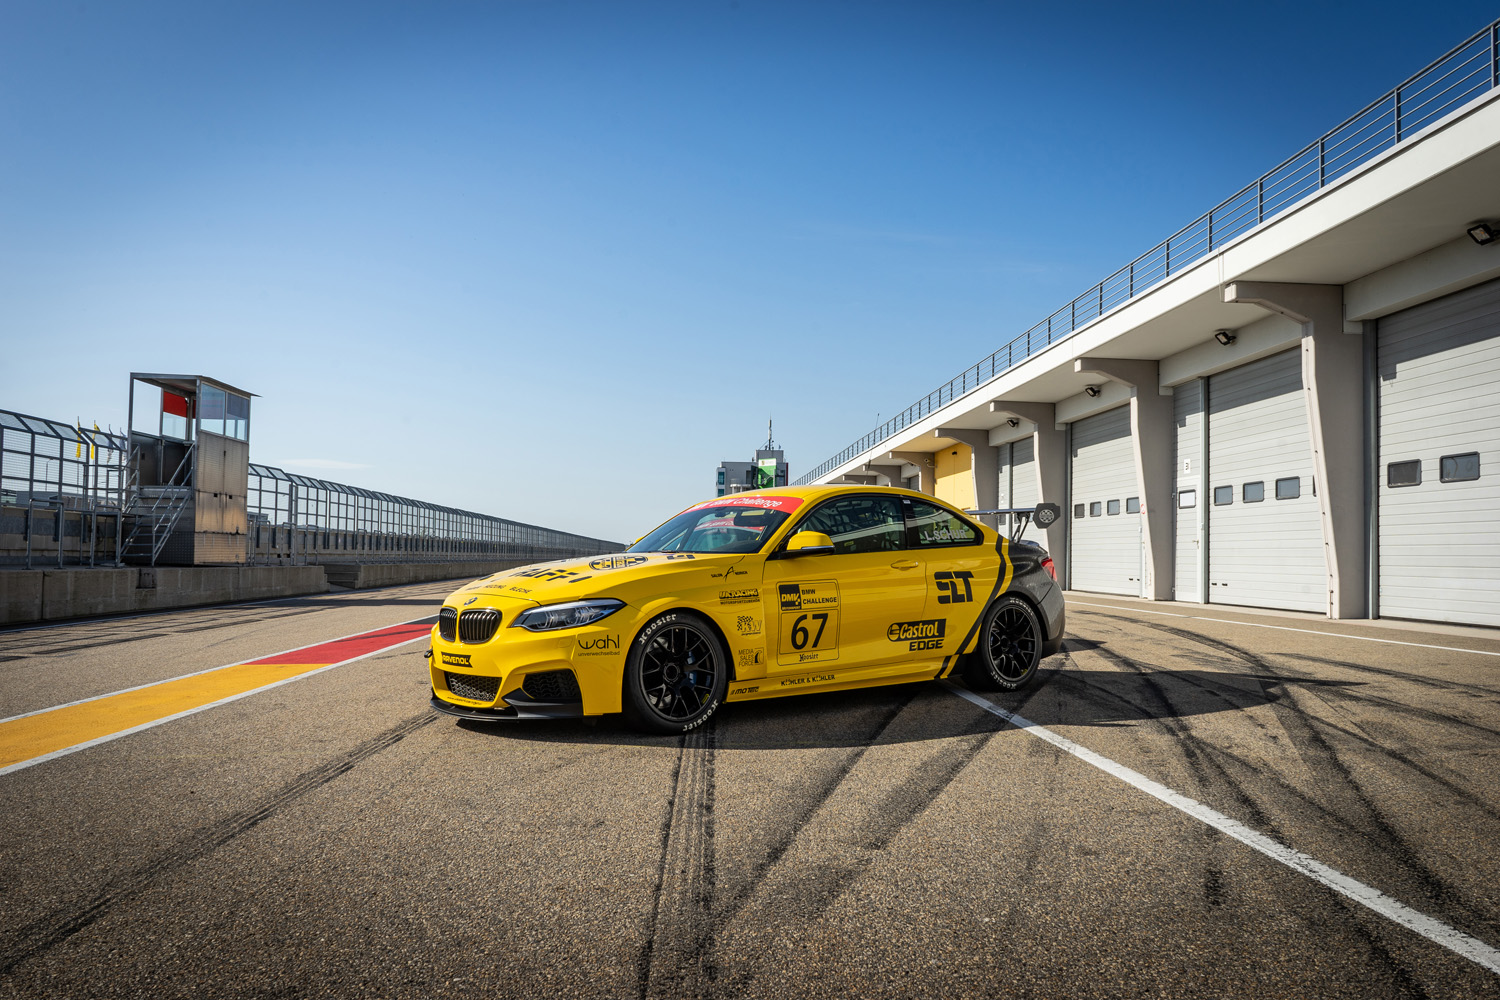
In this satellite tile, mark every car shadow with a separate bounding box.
[450,654,1362,750]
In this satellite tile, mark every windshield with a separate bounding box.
[627,498,801,554]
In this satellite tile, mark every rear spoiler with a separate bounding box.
[963,503,1062,543]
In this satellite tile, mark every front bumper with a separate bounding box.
[429,691,585,721]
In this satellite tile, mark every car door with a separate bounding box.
[903,495,996,656]
[759,493,927,676]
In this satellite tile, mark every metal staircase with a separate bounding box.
[120,443,194,566]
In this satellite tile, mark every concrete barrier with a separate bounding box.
[0,559,545,625]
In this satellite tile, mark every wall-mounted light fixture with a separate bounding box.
[1214,329,1237,346]
[1083,384,1101,397]
[1468,222,1497,246]
[1007,418,1019,428]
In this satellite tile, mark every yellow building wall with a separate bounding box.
[934,444,976,511]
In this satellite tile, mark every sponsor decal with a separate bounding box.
[735,615,762,637]
[665,553,697,561]
[731,684,760,695]
[589,555,649,571]
[888,618,947,652]
[709,566,749,580]
[778,581,838,612]
[776,582,840,666]
[507,586,532,594]
[934,570,975,604]
[576,634,621,656]
[719,589,760,605]
[440,652,472,667]
[736,649,764,668]
[515,567,583,582]
[686,494,805,514]
[779,673,835,687]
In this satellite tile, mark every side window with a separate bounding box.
[1106,499,1121,515]
[1243,481,1265,503]
[1073,503,1086,518]
[1126,497,1140,513]
[1440,453,1478,483]
[795,495,905,554]
[1089,502,1102,517]
[1387,460,1421,487]
[1275,477,1301,500]
[1214,486,1233,505]
[905,498,980,548]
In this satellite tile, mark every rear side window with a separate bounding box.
[905,498,980,548]
[797,495,906,554]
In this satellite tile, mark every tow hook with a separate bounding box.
[423,649,432,659]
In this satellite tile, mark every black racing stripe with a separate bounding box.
[935,532,1010,680]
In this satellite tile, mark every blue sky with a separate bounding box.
[2,1,1495,542]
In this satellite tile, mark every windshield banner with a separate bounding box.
[685,495,805,514]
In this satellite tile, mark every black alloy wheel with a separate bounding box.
[965,594,1042,691]
[623,612,728,734]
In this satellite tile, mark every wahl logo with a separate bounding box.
[887,620,946,642]
[440,651,472,667]
[577,634,620,652]
[589,555,649,571]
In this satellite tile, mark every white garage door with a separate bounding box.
[1173,379,1205,603]
[997,437,1038,539]
[1069,406,1141,596]
[1206,350,1325,613]
[1378,278,1500,626]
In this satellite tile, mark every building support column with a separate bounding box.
[1074,358,1175,601]
[935,428,998,528]
[1224,281,1365,618]
[888,451,935,495]
[988,401,1068,586]
[860,461,906,487]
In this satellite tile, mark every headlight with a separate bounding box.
[511,599,625,631]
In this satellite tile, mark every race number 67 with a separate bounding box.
[791,613,829,650]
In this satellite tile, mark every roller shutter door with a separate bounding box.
[1174,379,1205,603]
[1377,278,1500,626]
[1206,350,1324,613]
[1069,406,1141,595]
[998,438,1038,538]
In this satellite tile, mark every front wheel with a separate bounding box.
[622,611,729,734]
[963,594,1042,691]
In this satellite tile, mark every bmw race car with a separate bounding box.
[428,485,1065,734]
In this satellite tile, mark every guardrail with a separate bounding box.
[797,18,1500,485]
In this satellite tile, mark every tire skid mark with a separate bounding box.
[1112,616,1492,930]
[639,720,717,1000]
[1080,643,1280,835]
[1276,649,1500,698]
[711,689,918,927]
[0,710,437,977]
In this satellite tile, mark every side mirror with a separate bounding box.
[785,530,836,556]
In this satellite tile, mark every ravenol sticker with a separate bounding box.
[440,652,472,667]
[589,555,649,571]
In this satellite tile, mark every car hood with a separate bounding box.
[444,552,751,607]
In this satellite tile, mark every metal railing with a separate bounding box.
[797,18,1500,485]
[2,406,620,565]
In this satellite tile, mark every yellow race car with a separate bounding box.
[428,485,1065,734]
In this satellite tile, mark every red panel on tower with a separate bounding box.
[162,392,189,417]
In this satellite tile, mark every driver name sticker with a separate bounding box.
[776,581,840,666]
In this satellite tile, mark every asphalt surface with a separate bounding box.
[1,583,1498,999]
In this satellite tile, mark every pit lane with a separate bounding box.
[1,584,1498,999]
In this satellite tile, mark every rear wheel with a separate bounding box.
[963,594,1042,691]
[622,611,728,734]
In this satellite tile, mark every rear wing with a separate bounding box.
[963,503,1062,544]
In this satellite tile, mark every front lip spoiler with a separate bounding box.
[429,693,585,722]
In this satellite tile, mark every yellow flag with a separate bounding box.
[75,420,82,458]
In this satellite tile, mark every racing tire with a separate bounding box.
[622,611,729,735]
[962,594,1042,691]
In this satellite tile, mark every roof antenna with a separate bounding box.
[764,417,777,451]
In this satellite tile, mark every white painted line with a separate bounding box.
[944,682,1500,976]
[0,635,433,778]
[1067,600,1500,659]
[0,616,434,726]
